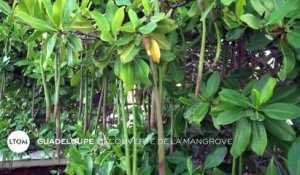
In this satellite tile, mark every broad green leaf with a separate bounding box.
[230,118,251,158]
[68,34,83,52]
[226,28,246,41]
[192,102,209,123]
[61,0,76,24]
[246,32,272,51]
[120,62,134,92]
[235,0,246,17]
[263,103,300,120]
[287,138,300,175]
[278,41,296,80]
[217,110,245,125]
[120,42,140,63]
[142,0,151,14]
[240,14,262,29]
[161,51,176,62]
[120,23,135,33]
[100,31,114,44]
[187,157,193,175]
[187,2,199,17]
[206,71,221,98]
[266,158,278,175]
[221,0,234,6]
[52,0,66,26]
[252,75,277,106]
[91,11,110,32]
[138,22,157,34]
[115,0,131,6]
[115,34,135,47]
[268,84,300,104]
[133,59,151,86]
[105,0,118,23]
[250,121,267,156]
[46,34,57,59]
[154,19,178,34]
[166,151,188,164]
[266,0,298,25]
[70,70,81,86]
[0,0,11,15]
[250,0,267,16]
[42,0,53,18]
[15,11,57,32]
[219,89,252,108]
[149,33,170,50]
[112,6,125,37]
[84,156,93,175]
[204,147,227,170]
[264,118,296,141]
[18,0,35,16]
[68,148,84,164]
[287,28,300,48]
[128,9,139,29]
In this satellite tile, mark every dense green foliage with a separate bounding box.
[1,0,300,174]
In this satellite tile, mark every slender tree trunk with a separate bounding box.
[102,73,108,134]
[54,55,61,162]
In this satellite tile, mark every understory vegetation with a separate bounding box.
[1,0,300,175]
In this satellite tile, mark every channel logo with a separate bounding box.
[7,131,30,153]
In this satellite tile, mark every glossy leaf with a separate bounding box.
[0,0,11,15]
[128,9,139,29]
[120,62,134,92]
[263,103,300,120]
[112,6,125,37]
[287,28,300,48]
[206,71,221,98]
[15,11,57,32]
[264,118,296,141]
[287,138,300,175]
[52,0,65,26]
[138,22,157,34]
[46,34,57,59]
[133,59,151,86]
[219,89,252,108]
[91,11,110,32]
[217,110,245,125]
[240,14,262,29]
[266,158,278,175]
[204,147,227,170]
[230,118,251,158]
[250,121,267,156]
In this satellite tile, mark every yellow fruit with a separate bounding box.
[150,37,161,63]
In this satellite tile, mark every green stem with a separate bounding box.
[195,18,206,96]
[132,90,137,175]
[102,73,108,134]
[232,157,236,175]
[40,54,51,122]
[239,155,242,175]
[119,81,132,175]
[87,68,95,130]
[83,71,89,134]
[31,80,36,118]
[95,81,104,133]
[170,100,174,155]
[213,22,221,66]
[78,54,84,119]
